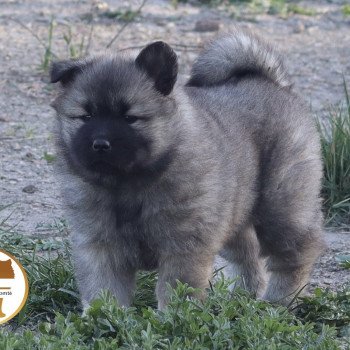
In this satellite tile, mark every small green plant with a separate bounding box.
[268,0,286,15]
[340,260,350,269]
[39,18,92,71]
[336,255,350,270]
[103,8,139,21]
[63,26,87,59]
[43,151,56,164]
[25,128,35,139]
[35,218,69,236]
[318,81,350,226]
[288,4,315,16]
[342,4,350,16]
[41,17,55,71]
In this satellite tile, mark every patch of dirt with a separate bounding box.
[311,231,350,290]
[0,0,349,291]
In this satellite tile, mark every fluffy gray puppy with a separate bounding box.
[50,27,324,309]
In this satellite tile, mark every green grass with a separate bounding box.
[0,228,348,349]
[62,26,88,59]
[0,287,343,350]
[296,287,350,338]
[287,4,315,16]
[336,255,350,270]
[43,151,56,164]
[175,0,316,17]
[0,231,79,325]
[318,81,350,226]
[39,17,92,72]
[342,4,350,16]
[41,17,54,72]
[102,8,139,21]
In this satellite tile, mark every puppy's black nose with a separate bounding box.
[92,139,111,152]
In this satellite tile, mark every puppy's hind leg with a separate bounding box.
[262,221,325,306]
[258,225,324,306]
[255,165,325,305]
[219,225,266,297]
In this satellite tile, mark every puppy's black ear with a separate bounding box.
[50,59,86,85]
[135,41,178,96]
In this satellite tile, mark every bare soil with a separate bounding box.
[0,0,349,290]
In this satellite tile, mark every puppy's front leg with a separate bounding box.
[72,242,136,309]
[156,253,214,310]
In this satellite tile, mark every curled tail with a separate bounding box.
[187,27,292,88]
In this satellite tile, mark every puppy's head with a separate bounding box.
[50,42,178,182]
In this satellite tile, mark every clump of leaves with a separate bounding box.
[295,286,350,338]
[0,283,341,349]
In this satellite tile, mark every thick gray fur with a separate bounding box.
[188,27,292,88]
[51,27,325,309]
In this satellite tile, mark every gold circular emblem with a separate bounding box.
[0,249,29,324]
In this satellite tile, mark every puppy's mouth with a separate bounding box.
[88,159,135,175]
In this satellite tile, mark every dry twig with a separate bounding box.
[106,0,148,49]
[10,17,59,59]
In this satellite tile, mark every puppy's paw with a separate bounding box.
[81,300,90,316]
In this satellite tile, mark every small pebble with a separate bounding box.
[194,20,220,32]
[293,21,305,33]
[12,143,21,151]
[25,152,35,160]
[22,185,38,194]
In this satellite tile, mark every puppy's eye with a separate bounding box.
[78,115,91,121]
[124,116,139,124]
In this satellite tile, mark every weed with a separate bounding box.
[295,287,350,338]
[63,26,87,59]
[342,4,350,16]
[318,81,350,226]
[39,18,92,71]
[102,8,139,21]
[25,129,35,139]
[340,260,350,269]
[41,17,55,72]
[335,255,350,270]
[35,218,69,237]
[43,151,56,164]
[268,0,286,15]
[288,4,315,16]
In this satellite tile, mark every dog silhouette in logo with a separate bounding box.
[0,259,15,279]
